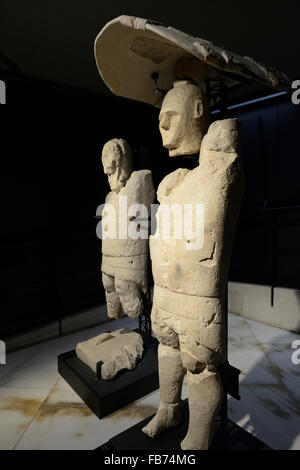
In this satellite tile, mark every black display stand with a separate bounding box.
[96,399,271,450]
[58,338,159,419]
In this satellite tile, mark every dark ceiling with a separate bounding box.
[0,0,299,95]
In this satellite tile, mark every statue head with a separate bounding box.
[159,80,210,157]
[101,138,133,192]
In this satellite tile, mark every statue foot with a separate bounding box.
[180,435,208,451]
[142,402,181,438]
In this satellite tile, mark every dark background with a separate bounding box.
[0,1,300,338]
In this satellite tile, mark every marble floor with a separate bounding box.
[0,313,299,450]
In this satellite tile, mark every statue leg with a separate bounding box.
[115,279,143,319]
[180,344,223,450]
[142,306,186,438]
[102,272,122,319]
[181,369,223,450]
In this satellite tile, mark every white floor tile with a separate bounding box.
[0,346,60,390]
[245,318,299,344]
[0,387,49,450]
[228,314,254,340]
[228,382,300,450]
[16,390,159,450]
[44,378,84,406]
[228,314,300,450]
[228,337,265,379]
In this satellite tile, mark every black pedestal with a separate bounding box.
[58,339,159,419]
[96,400,271,450]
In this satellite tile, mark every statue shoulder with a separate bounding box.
[125,169,156,204]
[105,191,114,203]
[204,118,241,154]
[200,118,244,188]
[157,168,190,203]
[129,169,153,186]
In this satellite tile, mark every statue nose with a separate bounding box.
[160,116,169,130]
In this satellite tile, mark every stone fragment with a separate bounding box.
[95,15,291,107]
[76,328,144,380]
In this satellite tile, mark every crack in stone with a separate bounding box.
[198,242,216,264]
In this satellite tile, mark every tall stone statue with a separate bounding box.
[76,138,155,380]
[141,80,245,449]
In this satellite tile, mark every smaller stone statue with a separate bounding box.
[100,138,155,320]
[76,138,155,379]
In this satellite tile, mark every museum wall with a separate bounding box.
[0,75,299,340]
[229,97,300,290]
[228,96,300,333]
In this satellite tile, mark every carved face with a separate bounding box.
[102,139,133,192]
[102,143,122,192]
[159,81,209,157]
[102,145,117,175]
[159,92,187,153]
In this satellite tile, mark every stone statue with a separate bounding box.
[141,80,245,449]
[100,138,155,320]
[76,138,155,379]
